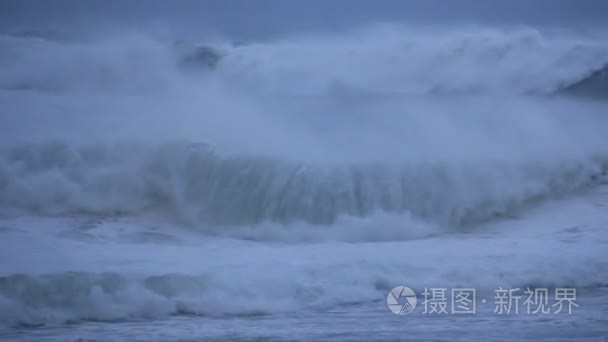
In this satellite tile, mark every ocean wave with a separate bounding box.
[1,141,607,228]
[1,26,608,96]
[1,260,605,327]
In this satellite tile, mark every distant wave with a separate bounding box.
[1,26,608,96]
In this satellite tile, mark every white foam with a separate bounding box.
[0,185,607,326]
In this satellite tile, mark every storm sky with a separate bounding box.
[1,0,607,38]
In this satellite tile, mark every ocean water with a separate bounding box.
[0,24,608,341]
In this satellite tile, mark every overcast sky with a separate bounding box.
[1,0,607,39]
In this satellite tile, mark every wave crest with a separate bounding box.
[1,142,607,227]
[1,26,608,95]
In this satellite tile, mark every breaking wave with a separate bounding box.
[1,263,606,328]
[1,141,608,228]
[1,26,608,96]
[1,247,606,328]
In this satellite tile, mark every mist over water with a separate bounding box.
[2,26,608,228]
[1,12,608,339]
